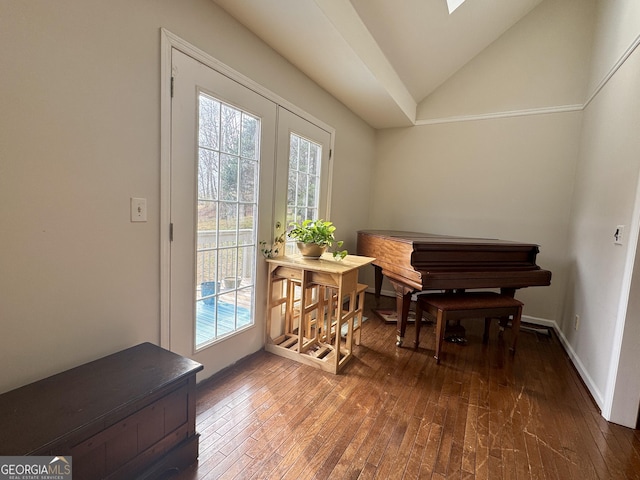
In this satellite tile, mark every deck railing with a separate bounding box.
[196,228,254,300]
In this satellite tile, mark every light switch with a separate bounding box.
[614,225,624,245]
[131,197,147,222]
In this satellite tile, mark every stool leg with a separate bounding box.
[414,301,423,348]
[483,318,491,344]
[434,310,446,364]
[510,306,522,353]
[355,288,365,346]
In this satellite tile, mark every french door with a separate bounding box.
[169,49,276,375]
[164,39,333,379]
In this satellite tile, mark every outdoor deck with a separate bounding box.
[196,297,252,346]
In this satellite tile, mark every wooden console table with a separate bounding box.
[265,253,374,373]
[0,342,203,480]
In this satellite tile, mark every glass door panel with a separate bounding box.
[285,133,324,255]
[195,93,259,349]
[274,108,332,255]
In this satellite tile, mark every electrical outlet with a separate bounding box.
[574,314,580,331]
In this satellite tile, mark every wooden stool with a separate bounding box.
[323,283,367,346]
[352,283,367,346]
[414,292,523,363]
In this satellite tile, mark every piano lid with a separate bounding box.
[357,229,537,247]
[357,229,551,291]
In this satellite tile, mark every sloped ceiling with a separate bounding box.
[212,0,543,128]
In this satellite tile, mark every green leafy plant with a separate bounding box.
[288,219,348,260]
[259,233,285,259]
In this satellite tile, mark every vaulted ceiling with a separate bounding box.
[212,0,544,128]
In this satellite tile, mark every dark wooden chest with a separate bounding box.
[0,342,203,479]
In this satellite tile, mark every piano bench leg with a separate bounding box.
[509,305,522,354]
[483,318,491,344]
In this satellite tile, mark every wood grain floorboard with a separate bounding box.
[165,294,640,479]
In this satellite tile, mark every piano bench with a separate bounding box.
[414,292,523,364]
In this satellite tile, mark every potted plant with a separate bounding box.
[287,219,348,260]
[201,281,217,306]
[223,276,242,290]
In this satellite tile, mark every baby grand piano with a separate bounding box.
[356,230,552,346]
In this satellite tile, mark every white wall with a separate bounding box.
[0,0,375,393]
[416,0,594,121]
[587,0,640,97]
[565,0,640,426]
[565,49,640,408]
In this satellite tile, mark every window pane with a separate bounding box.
[308,143,320,175]
[198,201,218,236]
[287,169,297,207]
[220,104,241,155]
[198,150,218,201]
[299,140,309,173]
[289,134,299,170]
[220,154,238,202]
[241,114,259,160]
[239,158,257,203]
[196,250,217,290]
[239,207,256,246]
[218,246,237,292]
[219,202,238,231]
[285,133,323,251]
[199,95,220,150]
[216,291,237,337]
[296,172,308,208]
[308,183,318,212]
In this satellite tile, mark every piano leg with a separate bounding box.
[391,281,413,346]
[374,265,383,298]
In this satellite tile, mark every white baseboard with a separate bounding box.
[519,314,604,410]
[552,324,605,410]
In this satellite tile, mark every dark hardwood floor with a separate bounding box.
[169,293,640,479]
